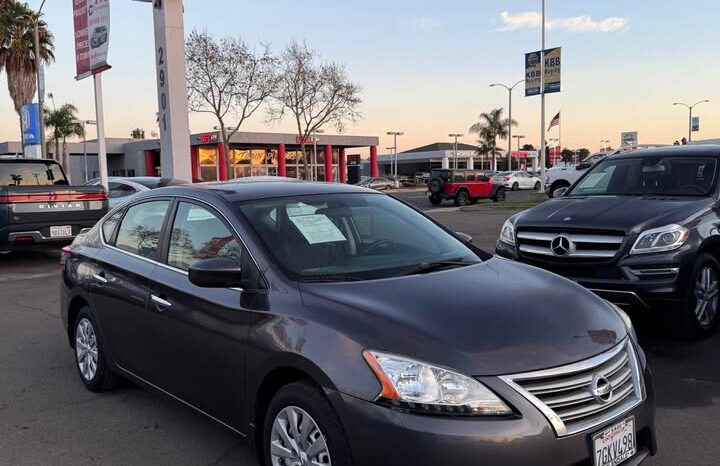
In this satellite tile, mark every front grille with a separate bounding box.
[500,340,644,437]
[516,229,625,261]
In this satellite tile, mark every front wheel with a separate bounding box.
[264,381,351,466]
[492,188,506,202]
[676,254,720,338]
[512,182,519,191]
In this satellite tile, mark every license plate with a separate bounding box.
[593,417,636,466]
[50,225,73,238]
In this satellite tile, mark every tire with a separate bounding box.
[454,190,470,207]
[492,188,506,203]
[428,177,444,194]
[549,181,570,198]
[429,195,442,206]
[534,181,541,191]
[263,381,351,466]
[675,254,720,338]
[73,308,121,392]
[512,182,519,191]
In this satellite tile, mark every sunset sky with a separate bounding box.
[1,0,718,153]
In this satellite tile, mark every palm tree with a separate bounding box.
[45,103,84,179]
[0,0,55,132]
[469,108,517,170]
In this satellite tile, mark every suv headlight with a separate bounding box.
[363,350,512,416]
[499,219,516,246]
[630,224,688,254]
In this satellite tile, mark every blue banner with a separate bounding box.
[21,103,40,145]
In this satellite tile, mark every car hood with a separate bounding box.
[298,258,626,376]
[514,195,714,234]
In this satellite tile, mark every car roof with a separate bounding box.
[604,145,720,161]
[141,178,376,203]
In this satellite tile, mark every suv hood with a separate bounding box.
[299,258,626,376]
[515,195,714,234]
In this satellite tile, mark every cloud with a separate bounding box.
[412,17,442,31]
[499,11,627,33]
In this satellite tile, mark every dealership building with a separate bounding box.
[1,130,380,184]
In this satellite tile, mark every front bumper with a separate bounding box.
[329,365,656,466]
[495,240,695,310]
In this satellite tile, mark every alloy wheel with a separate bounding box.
[694,266,719,328]
[75,318,99,381]
[270,406,331,466]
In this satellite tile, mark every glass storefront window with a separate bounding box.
[198,146,218,181]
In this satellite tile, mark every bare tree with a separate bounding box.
[270,41,362,179]
[185,30,278,177]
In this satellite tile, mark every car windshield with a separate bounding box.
[236,193,479,281]
[568,156,718,197]
[0,161,68,186]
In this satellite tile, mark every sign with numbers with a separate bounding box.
[73,0,111,80]
[525,47,561,96]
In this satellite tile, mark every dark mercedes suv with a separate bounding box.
[61,179,655,466]
[497,145,720,337]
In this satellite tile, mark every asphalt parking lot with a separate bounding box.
[1,192,719,466]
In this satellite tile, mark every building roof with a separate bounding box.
[401,142,478,154]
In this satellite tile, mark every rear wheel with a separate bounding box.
[676,254,720,338]
[73,308,121,392]
[492,188,506,202]
[264,381,351,466]
[512,182,519,191]
[428,195,442,205]
[454,190,470,206]
[534,181,541,190]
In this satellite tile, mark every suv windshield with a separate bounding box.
[0,161,68,186]
[568,156,718,197]
[237,193,479,281]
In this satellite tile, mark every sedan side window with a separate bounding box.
[167,202,243,271]
[114,200,171,259]
[101,209,124,243]
[108,182,137,199]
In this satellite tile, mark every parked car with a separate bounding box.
[90,26,108,49]
[493,171,542,191]
[414,171,430,183]
[356,176,393,190]
[61,179,655,466]
[428,168,505,206]
[85,177,186,208]
[497,145,720,337]
[0,158,107,253]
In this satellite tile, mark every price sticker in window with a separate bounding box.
[289,214,346,244]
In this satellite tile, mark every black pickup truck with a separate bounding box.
[0,158,108,253]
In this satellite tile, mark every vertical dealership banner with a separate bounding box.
[525,47,561,96]
[21,103,41,145]
[692,116,700,132]
[73,0,111,80]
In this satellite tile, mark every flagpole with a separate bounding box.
[558,109,561,166]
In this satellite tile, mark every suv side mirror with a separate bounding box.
[455,231,473,243]
[189,257,244,288]
[554,187,569,197]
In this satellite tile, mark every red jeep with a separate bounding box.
[427,169,505,206]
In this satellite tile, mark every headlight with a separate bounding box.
[630,224,688,254]
[607,301,637,343]
[499,219,516,246]
[363,350,512,416]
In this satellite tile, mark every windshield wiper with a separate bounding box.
[301,275,365,283]
[400,258,478,276]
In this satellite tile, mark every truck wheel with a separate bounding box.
[493,188,506,202]
[454,190,470,207]
[676,254,720,338]
[549,181,570,198]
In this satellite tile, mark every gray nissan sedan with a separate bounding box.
[60,179,656,466]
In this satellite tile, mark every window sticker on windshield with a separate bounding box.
[289,214,346,244]
[286,202,318,217]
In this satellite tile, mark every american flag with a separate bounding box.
[548,112,560,131]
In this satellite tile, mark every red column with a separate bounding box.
[339,148,347,183]
[218,143,228,181]
[277,144,286,177]
[370,146,378,177]
[190,146,199,181]
[144,150,155,176]
[324,145,333,182]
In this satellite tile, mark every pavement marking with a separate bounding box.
[0,272,58,283]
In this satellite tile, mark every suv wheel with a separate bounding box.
[429,195,442,206]
[678,254,720,337]
[264,381,351,466]
[493,188,506,202]
[534,181,541,190]
[74,308,121,392]
[454,190,469,207]
[512,182,519,191]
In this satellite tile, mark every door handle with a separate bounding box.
[92,273,108,284]
[150,294,172,310]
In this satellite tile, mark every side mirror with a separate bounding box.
[554,187,569,197]
[189,257,244,288]
[576,163,591,170]
[455,231,473,243]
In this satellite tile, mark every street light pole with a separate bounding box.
[490,79,523,172]
[539,0,547,191]
[513,135,525,151]
[82,120,97,182]
[34,0,47,159]
[312,129,325,181]
[448,133,463,169]
[673,100,709,142]
[386,147,396,177]
[386,131,404,187]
